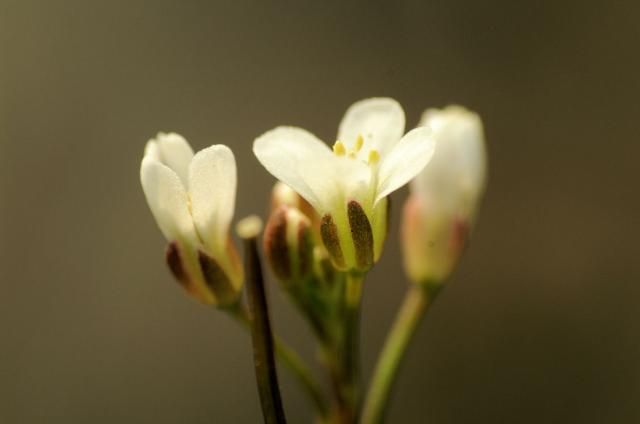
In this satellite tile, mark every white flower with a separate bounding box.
[253,98,435,271]
[140,132,243,305]
[402,105,487,284]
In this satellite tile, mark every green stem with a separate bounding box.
[287,287,329,343]
[361,285,430,424]
[332,271,364,423]
[345,272,363,405]
[274,336,329,419]
[229,305,329,419]
[244,236,287,424]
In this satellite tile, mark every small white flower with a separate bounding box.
[402,105,487,284]
[140,132,243,304]
[254,98,435,271]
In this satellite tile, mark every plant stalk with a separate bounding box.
[244,235,287,424]
[361,285,430,424]
[229,304,329,419]
[329,271,364,423]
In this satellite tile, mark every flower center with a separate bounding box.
[332,135,380,165]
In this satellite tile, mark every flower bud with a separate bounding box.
[402,105,486,285]
[401,195,469,284]
[312,246,337,287]
[271,182,316,221]
[263,205,315,285]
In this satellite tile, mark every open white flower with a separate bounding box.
[254,98,435,271]
[140,133,243,305]
[402,105,487,284]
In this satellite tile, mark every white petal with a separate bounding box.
[338,98,405,156]
[140,157,198,244]
[144,140,161,160]
[375,126,435,204]
[146,132,194,187]
[414,106,487,215]
[188,145,236,254]
[253,126,335,211]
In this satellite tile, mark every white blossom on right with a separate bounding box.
[402,105,487,285]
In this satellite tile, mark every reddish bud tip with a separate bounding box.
[263,207,291,282]
[263,206,314,285]
[166,241,188,286]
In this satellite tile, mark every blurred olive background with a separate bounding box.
[2,0,639,423]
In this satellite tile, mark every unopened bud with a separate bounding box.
[236,215,263,239]
[401,194,470,285]
[271,182,316,220]
[312,246,337,286]
[263,205,314,285]
[402,105,486,286]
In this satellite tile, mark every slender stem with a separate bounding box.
[361,285,430,424]
[286,287,329,344]
[229,305,329,418]
[331,271,364,423]
[345,272,363,409]
[273,336,329,419]
[244,235,287,424]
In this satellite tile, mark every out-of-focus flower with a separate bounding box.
[402,106,487,285]
[254,98,435,272]
[270,181,320,232]
[140,132,243,305]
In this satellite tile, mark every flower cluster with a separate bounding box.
[139,98,487,424]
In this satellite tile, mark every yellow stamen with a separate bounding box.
[348,152,356,159]
[368,149,380,165]
[354,135,364,152]
[333,140,346,156]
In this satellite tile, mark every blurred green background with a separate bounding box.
[1,0,639,422]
